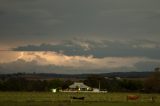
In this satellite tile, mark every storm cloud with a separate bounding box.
[13,39,160,59]
[0,0,160,74]
[0,0,160,44]
[0,51,159,74]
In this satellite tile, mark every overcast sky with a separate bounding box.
[0,0,160,74]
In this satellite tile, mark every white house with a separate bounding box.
[69,82,91,91]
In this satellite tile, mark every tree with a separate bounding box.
[120,79,143,92]
[84,75,108,90]
[61,80,73,90]
[145,67,160,93]
[48,79,63,90]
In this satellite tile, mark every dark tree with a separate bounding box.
[84,75,108,90]
[61,80,73,90]
[145,67,160,93]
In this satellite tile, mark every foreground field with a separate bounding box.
[0,92,160,106]
[0,102,160,106]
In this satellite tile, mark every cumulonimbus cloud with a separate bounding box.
[0,51,160,74]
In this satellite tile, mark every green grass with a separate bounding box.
[0,102,160,106]
[0,92,159,106]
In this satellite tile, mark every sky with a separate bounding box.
[0,0,160,74]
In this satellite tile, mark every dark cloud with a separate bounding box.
[0,58,159,74]
[134,61,160,72]
[0,0,160,43]
[0,59,101,74]
[0,59,71,74]
[13,39,160,59]
[0,0,160,74]
[0,10,6,16]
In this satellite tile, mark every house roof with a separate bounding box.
[69,82,90,88]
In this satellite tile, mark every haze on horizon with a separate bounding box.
[0,0,160,74]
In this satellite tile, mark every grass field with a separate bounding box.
[1,102,160,106]
[0,92,160,106]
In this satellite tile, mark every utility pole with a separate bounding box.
[99,80,101,91]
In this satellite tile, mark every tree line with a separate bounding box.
[0,68,159,93]
[0,77,73,92]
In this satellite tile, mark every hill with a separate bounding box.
[0,71,153,80]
